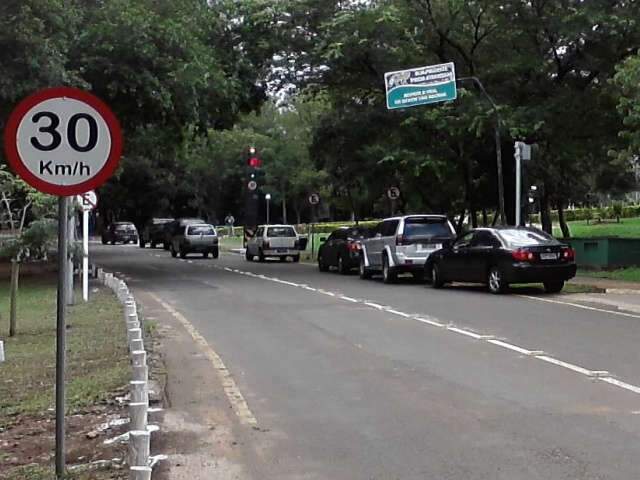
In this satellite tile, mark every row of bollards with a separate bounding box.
[98,268,155,480]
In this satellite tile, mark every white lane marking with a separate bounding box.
[519,295,640,319]
[219,266,640,397]
[148,293,258,426]
[487,339,533,356]
[536,356,593,376]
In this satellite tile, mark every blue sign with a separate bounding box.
[385,62,457,110]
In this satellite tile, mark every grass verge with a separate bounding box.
[0,275,129,425]
[576,267,640,283]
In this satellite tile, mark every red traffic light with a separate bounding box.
[248,157,262,168]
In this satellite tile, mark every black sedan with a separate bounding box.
[318,226,370,274]
[101,222,139,245]
[425,227,577,294]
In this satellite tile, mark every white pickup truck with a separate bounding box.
[245,225,308,262]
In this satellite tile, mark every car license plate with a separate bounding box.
[540,252,558,260]
[417,243,441,252]
[277,248,287,253]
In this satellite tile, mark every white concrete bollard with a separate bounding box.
[128,430,150,467]
[129,402,148,431]
[129,466,152,480]
[125,302,137,317]
[130,338,144,352]
[130,381,149,405]
[131,350,147,368]
[127,328,142,344]
[0,340,5,363]
[132,364,148,383]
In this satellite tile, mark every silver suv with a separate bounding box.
[245,225,307,262]
[170,224,219,259]
[359,215,456,283]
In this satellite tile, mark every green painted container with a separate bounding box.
[565,237,640,268]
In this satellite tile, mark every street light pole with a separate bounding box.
[265,193,271,225]
[457,76,506,225]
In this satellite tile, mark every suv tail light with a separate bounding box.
[512,248,534,262]
[347,241,361,253]
[396,235,410,246]
[562,247,575,261]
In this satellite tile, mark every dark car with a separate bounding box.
[426,226,577,294]
[163,218,205,250]
[140,217,173,248]
[317,226,370,274]
[101,222,139,245]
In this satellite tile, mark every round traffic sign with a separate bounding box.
[308,193,320,205]
[76,190,97,211]
[4,87,122,196]
[248,180,258,191]
[387,186,401,200]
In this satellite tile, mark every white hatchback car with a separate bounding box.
[245,225,307,262]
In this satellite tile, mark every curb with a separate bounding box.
[97,267,162,480]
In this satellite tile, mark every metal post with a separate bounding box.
[82,209,89,302]
[56,196,69,479]
[266,199,270,224]
[515,144,522,227]
[66,211,75,306]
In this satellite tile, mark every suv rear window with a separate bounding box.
[115,224,135,232]
[403,217,453,237]
[188,225,215,235]
[267,227,296,237]
[498,229,559,247]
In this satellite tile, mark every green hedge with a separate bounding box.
[530,204,640,223]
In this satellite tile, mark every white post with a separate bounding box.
[129,466,152,480]
[130,338,144,352]
[0,340,5,363]
[515,143,522,227]
[130,381,149,404]
[128,430,150,467]
[129,402,148,431]
[82,209,89,302]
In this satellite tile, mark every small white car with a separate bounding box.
[245,225,307,262]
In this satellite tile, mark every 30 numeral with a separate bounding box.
[30,111,98,152]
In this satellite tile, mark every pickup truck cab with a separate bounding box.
[170,223,219,259]
[245,225,307,262]
[359,215,456,283]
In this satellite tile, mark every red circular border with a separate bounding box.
[3,87,123,196]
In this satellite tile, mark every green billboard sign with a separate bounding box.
[385,62,457,110]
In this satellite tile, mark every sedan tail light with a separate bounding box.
[512,248,535,262]
[347,241,361,253]
[562,247,575,261]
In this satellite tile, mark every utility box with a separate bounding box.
[565,237,640,268]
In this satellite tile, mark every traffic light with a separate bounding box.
[247,146,262,168]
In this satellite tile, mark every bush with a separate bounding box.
[612,202,624,220]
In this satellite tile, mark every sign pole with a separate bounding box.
[56,196,68,479]
[515,145,522,227]
[82,208,89,302]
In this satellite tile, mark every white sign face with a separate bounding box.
[76,190,97,211]
[248,180,258,191]
[5,87,122,196]
[308,193,320,205]
[387,187,401,200]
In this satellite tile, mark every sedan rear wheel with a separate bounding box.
[318,255,329,272]
[245,249,253,261]
[544,281,564,294]
[488,266,507,294]
[431,263,445,289]
[171,245,177,258]
[337,255,348,275]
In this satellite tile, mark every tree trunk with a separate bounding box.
[491,208,500,226]
[482,208,488,226]
[540,192,552,234]
[9,260,19,337]
[461,143,478,228]
[557,204,570,238]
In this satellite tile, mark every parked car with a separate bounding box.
[317,226,370,274]
[101,222,139,245]
[163,218,205,250]
[170,223,219,259]
[426,226,577,294]
[245,225,307,262]
[359,215,457,283]
[140,217,173,248]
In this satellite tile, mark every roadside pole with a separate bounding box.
[66,212,74,306]
[515,146,521,226]
[56,196,68,477]
[82,208,89,302]
[308,193,320,260]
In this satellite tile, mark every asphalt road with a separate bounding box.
[93,244,640,480]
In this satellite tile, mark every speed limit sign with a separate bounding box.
[4,87,122,196]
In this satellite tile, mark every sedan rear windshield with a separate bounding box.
[267,227,296,237]
[498,229,559,247]
[115,224,135,232]
[403,218,453,237]
[188,226,215,235]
